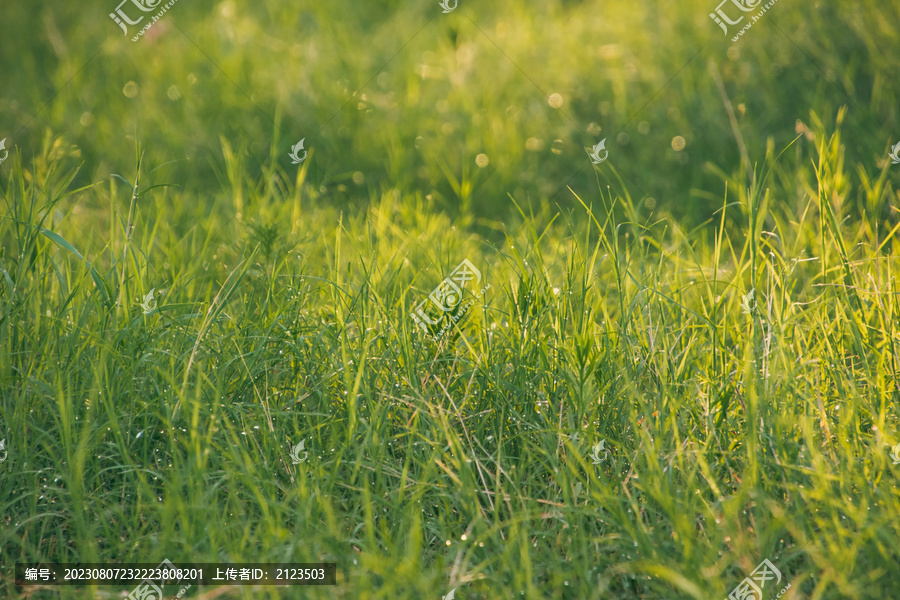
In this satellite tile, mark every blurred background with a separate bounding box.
[2,5,900,597]
[1,0,898,231]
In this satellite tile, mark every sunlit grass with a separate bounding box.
[3,110,900,598]
[2,0,900,598]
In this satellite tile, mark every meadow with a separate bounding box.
[1,0,900,598]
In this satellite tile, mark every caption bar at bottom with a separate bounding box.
[15,563,337,585]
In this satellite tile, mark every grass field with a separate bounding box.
[2,0,900,598]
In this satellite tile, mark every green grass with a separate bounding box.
[2,0,900,598]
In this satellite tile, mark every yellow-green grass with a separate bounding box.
[1,0,900,598]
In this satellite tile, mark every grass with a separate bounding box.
[2,0,900,598]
